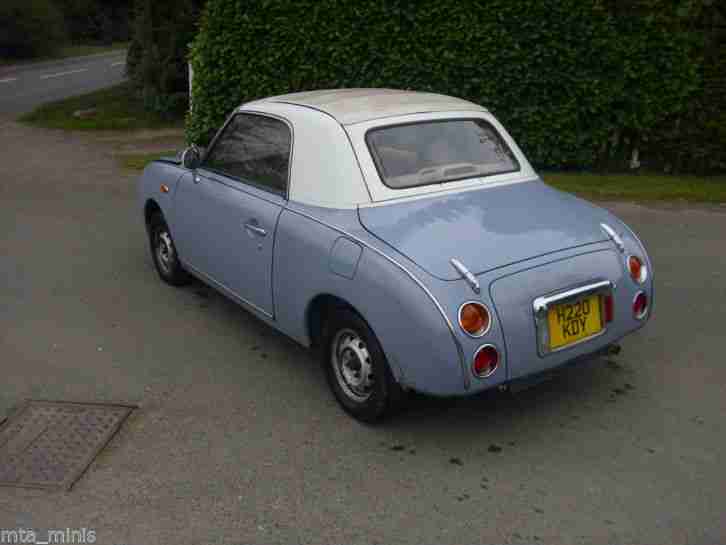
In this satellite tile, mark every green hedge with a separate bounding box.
[188,0,699,169]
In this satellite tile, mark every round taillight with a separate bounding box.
[459,302,491,337]
[473,345,499,378]
[633,291,648,320]
[628,255,647,284]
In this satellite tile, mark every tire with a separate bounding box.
[322,308,405,423]
[148,212,191,286]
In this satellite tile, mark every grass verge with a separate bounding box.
[20,83,185,131]
[543,172,726,203]
[119,151,178,171]
[0,42,128,66]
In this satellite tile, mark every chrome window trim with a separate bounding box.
[202,110,295,199]
[198,110,236,163]
[472,344,500,379]
[239,109,295,201]
[364,117,521,190]
[342,120,374,202]
[532,279,614,357]
[458,301,492,338]
[345,110,537,205]
[288,207,470,389]
[193,170,287,209]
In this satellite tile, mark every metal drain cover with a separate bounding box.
[0,400,134,490]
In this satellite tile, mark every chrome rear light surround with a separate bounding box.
[627,255,648,285]
[458,301,492,338]
[472,344,500,378]
[633,290,649,320]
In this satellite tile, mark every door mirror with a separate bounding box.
[181,145,203,170]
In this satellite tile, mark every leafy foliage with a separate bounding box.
[0,0,67,59]
[187,0,700,169]
[126,0,204,117]
[603,0,725,173]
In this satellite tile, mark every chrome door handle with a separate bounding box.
[244,223,267,237]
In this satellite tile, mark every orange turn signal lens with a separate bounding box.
[459,302,490,337]
[628,255,647,284]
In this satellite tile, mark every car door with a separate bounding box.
[174,112,292,317]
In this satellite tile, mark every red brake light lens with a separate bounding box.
[628,256,647,284]
[473,345,499,378]
[633,291,648,319]
[604,294,614,323]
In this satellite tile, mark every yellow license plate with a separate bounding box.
[547,294,603,350]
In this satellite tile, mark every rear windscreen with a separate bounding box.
[366,119,520,189]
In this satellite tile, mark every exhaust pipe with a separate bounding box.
[606,343,622,356]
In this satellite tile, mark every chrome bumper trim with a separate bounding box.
[533,279,614,357]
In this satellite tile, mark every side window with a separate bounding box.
[202,113,291,194]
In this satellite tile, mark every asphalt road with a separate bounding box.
[0,120,725,545]
[0,51,127,116]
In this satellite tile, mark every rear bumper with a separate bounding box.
[489,249,650,382]
[415,325,637,398]
[408,246,651,398]
[505,342,619,393]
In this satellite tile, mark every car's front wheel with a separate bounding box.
[322,308,405,423]
[148,211,191,286]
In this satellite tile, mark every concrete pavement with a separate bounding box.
[0,119,725,544]
[0,51,127,116]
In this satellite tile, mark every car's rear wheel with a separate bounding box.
[322,308,404,423]
[148,212,191,286]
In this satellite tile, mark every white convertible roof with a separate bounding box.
[240,91,533,208]
[255,88,487,125]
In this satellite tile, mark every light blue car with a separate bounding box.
[138,89,653,422]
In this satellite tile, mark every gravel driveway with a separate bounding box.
[1,119,725,545]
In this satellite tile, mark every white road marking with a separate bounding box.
[0,77,18,84]
[111,61,125,67]
[40,68,88,79]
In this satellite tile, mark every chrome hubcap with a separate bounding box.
[156,231,174,275]
[332,328,374,402]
